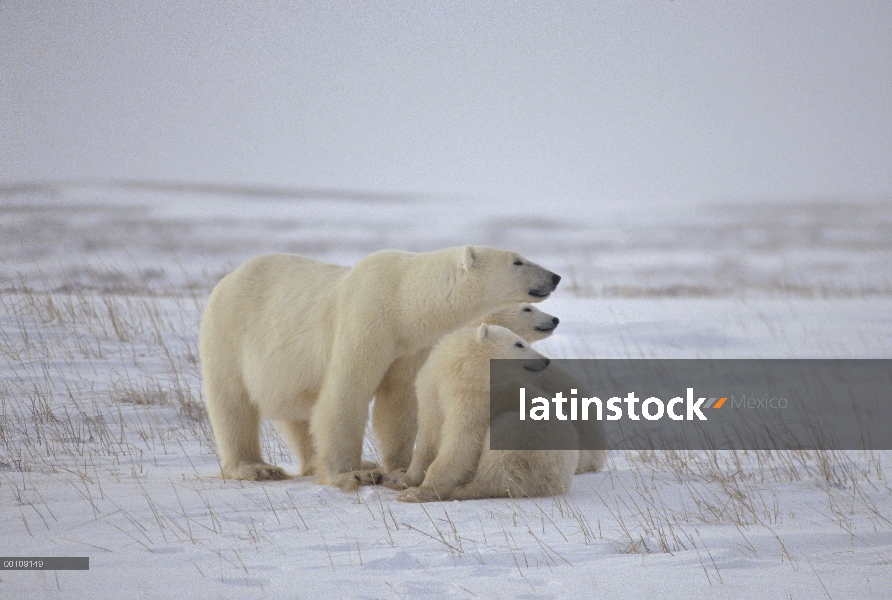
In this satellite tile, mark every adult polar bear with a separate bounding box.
[200,246,560,488]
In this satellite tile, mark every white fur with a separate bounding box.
[481,302,559,343]
[364,302,561,477]
[484,303,607,473]
[450,409,579,500]
[389,324,578,502]
[199,247,560,487]
[532,366,609,473]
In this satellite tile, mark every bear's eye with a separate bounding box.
[522,307,532,312]
[515,342,524,348]
[513,260,523,266]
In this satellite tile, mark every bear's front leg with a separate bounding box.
[373,351,428,473]
[406,410,488,500]
[310,349,394,490]
[385,428,437,490]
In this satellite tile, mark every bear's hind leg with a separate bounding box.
[278,420,316,476]
[575,418,608,473]
[205,376,286,481]
[576,450,608,474]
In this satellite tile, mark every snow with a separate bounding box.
[1,184,890,598]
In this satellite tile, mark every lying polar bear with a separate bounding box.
[483,304,607,474]
[386,324,579,502]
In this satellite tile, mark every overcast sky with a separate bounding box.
[2,2,891,203]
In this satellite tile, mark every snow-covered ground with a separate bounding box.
[1,184,891,598]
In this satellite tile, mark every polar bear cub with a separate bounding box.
[199,246,560,488]
[482,303,559,342]
[448,400,579,501]
[531,366,608,473]
[483,304,607,474]
[364,301,560,477]
[389,324,578,502]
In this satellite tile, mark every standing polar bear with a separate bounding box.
[388,324,579,502]
[199,246,560,488]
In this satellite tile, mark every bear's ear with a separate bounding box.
[476,323,489,341]
[461,246,477,271]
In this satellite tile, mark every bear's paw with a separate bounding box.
[222,462,288,481]
[323,467,385,491]
[396,486,445,503]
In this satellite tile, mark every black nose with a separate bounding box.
[552,317,559,325]
[551,273,561,286]
[543,357,551,368]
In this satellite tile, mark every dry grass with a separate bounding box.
[1,267,890,593]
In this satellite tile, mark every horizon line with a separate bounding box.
[0,178,434,203]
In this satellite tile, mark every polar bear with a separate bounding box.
[448,404,579,501]
[387,324,579,502]
[531,366,609,474]
[199,246,560,488]
[484,304,607,474]
[482,303,559,342]
[363,301,561,477]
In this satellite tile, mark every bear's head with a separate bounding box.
[460,246,560,304]
[476,323,550,373]
[482,303,559,343]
